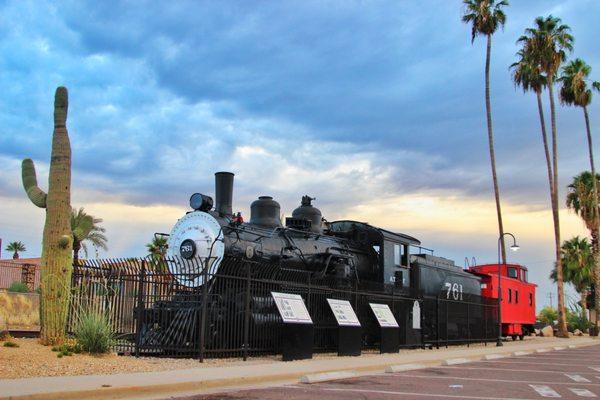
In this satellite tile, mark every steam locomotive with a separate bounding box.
[165,172,482,299]
[137,172,493,352]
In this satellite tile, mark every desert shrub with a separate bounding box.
[3,341,19,347]
[73,310,114,354]
[8,282,29,293]
[566,309,593,332]
[52,342,82,357]
[537,306,558,326]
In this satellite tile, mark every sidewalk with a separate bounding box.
[1,336,596,400]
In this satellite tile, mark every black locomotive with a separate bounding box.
[137,172,493,355]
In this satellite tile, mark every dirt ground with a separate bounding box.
[0,335,564,380]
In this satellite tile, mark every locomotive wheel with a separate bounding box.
[518,334,524,341]
[511,335,518,341]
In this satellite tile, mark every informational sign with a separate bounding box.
[412,300,421,329]
[271,292,313,324]
[327,299,361,327]
[369,303,399,328]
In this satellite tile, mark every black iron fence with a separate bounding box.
[69,256,498,359]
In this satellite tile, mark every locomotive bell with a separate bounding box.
[250,196,282,228]
[291,195,322,233]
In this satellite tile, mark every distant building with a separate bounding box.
[0,258,41,291]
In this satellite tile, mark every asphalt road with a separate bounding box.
[174,345,600,400]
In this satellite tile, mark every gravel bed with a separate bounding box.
[0,335,561,379]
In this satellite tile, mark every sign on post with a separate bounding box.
[271,292,313,324]
[412,300,421,329]
[327,299,361,327]
[369,303,399,328]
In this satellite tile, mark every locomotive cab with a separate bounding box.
[328,221,420,292]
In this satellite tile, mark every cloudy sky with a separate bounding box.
[1,0,599,309]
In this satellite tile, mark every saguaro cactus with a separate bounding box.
[22,87,89,344]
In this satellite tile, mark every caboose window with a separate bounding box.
[529,293,533,306]
[515,290,519,304]
[508,288,512,303]
[523,270,528,282]
[508,267,518,279]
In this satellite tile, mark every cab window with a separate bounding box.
[508,267,518,279]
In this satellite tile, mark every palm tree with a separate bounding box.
[517,15,574,336]
[510,48,553,204]
[462,0,509,263]
[146,236,168,271]
[560,59,600,325]
[567,172,600,252]
[5,241,26,259]
[71,208,108,262]
[551,237,594,317]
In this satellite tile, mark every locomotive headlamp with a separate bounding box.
[190,193,214,212]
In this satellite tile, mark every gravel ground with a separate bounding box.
[0,335,556,380]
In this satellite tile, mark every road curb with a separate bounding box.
[535,348,551,353]
[513,351,532,356]
[385,363,429,373]
[482,354,506,360]
[442,358,471,365]
[299,371,357,384]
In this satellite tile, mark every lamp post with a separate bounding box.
[497,232,520,347]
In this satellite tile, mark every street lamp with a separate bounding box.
[497,232,520,347]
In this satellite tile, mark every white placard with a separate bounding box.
[271,292,313,324]
[327,299,361,327]
[412,301,421,329]
[369,303,399,328]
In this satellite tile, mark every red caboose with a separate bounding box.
[468,263,536,340]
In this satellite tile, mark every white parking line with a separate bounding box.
[289,386,533,400]
[440,366,597,375]
[569,388,597,397]
[566,374,592,383]
[529,385,561,397]
[590,367,600,372]
[394,374,600,386]
[481,360,588,367]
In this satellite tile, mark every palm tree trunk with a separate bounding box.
[13,251,18,259]
[536,90,554,199]
[73,240,81,264]
[548,76,568,336]
[485,34,506,264]
[583,105,600,328]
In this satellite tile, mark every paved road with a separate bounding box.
[175,345,600,400]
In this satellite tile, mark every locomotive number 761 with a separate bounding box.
[444,282,463,301]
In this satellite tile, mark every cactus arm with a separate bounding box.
[22,158,47,208]
[73,215,93,241]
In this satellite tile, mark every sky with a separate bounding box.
[1,0,599,310]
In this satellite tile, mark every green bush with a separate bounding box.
[8,282,29,293]
[566,309,593,332]
[3,341,19,348]
[537,306,558,325]
[73,310,114,354]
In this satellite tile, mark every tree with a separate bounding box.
[71,207,108,262]
[559,59,600,326]
[462,0,509,263]
[517,15,574,337]
[551,237,594,316]
[567,171,600,258]
[510,48,553,220]
[146,236,168,271]
[5,241,26,259]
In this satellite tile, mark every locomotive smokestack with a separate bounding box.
[215,172,234,216]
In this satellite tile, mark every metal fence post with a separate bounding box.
[436,297,440,349]
[135,259,146,358]
[467,302,470,347]
[243,261,251,361]
[199,257,209,363]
